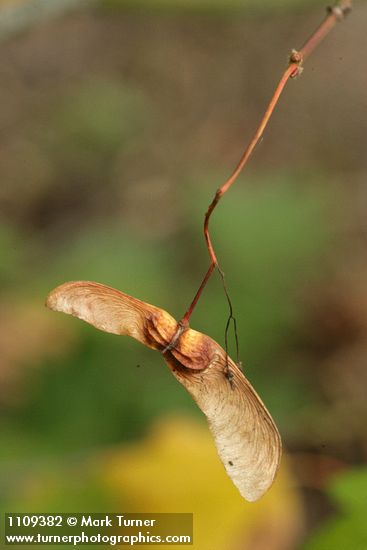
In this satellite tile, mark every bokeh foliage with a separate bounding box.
[304,468,367,550]
[0,1,364,548]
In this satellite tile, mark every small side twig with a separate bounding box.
[179,0,351,338]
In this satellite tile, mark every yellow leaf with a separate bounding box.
[99,416,303,550]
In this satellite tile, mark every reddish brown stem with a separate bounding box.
[181,263,215,326]
[181,0,351,326]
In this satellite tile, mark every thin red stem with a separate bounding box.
[181,1,351,325]
[181,263,214,325]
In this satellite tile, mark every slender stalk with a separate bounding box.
[181,0,352,326]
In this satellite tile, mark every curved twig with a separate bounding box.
[181,1,352,330]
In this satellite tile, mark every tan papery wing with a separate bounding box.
[165,350,281,501]
[46,281,213,370]
[46,281,173,350]
[46,281,281,501]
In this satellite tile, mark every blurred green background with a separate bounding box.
[0,0,366,548]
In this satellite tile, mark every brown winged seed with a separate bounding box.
[46,281,281,501]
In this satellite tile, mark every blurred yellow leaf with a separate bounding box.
[99,416,304,550]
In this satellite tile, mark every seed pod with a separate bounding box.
[46,281,281,501]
